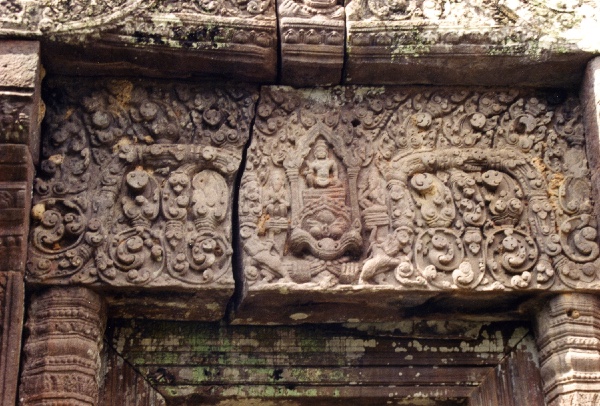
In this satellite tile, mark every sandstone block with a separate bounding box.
[278,0,345,86]
[345,0,600,86]
[27,79,258,321]
[236,85,600,323]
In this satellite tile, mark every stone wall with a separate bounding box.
[1,0,600,405]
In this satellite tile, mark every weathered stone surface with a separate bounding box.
[26,78,258,320]
[0,41,42,159]
[0,272,25,406]
[534,294,600,406]
[345,0,600,86]
[101,344,166,406]
[107,318,542,405]
[236,86,599,323]
[0,41,39,406]
[0,144,33,273]
[0,1,277,82]
[19,286,107,406]
[582,57,600,223]
[278,0,344,86]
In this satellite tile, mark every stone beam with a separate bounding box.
[19,287,107,406]
[0,40,40,406]
[278,0,345,86]
[1,0,599,86]
[535,294,600,406]
[0,0,277,82]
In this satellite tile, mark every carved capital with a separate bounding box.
[19,286,107,406]
[535,293,600,406]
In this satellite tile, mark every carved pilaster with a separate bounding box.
[535,294,600,406]
[0,40,40,406]
[19,287,107,406]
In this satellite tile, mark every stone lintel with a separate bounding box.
[235,85,600,324]
[26,78,258,321]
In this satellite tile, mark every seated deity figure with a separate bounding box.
[304,140,342,188]
[263,169,290,218]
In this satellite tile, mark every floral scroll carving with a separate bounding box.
[240,86,600,291]
[27,79,258,288]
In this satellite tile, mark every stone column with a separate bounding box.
[0,41,41,406]
[535,294,600,406]
[19,287,107,406]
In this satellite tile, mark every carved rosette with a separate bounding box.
[27,79,258,290]
[240,86,600,292]
[19,287,107,406]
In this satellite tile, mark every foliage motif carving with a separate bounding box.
[27,79,257,287]
[240,86,600,291]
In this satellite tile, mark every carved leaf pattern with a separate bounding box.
[28,79,258,287]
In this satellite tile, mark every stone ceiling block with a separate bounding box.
[278,0,345,86]
[235,85,600,324]
[345,0,600,86]
[0,0,277,81]
[26,78,258,320]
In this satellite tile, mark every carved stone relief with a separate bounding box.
[27,79,257,300]
[278,0,344,86]
[19,287,107,406]
[238,86,599,321]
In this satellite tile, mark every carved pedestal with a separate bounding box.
[19,287,107,406]
[535,294,600,406]
[0,40,40,406]
[236,85,600,324]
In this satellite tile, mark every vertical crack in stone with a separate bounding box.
[227,87,262,321]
